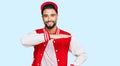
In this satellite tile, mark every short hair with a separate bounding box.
[41,1,58,15]
[41,4,58,14]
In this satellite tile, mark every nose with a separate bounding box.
[48,16,52,21]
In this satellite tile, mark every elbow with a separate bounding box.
[77,52,88,61]
[82,52,88,60]
[85,53,88,60]
[20,38,32,47]
[82,52,88,61]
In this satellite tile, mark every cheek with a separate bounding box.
[55,16,58,20]
[43,18,48,22]
[52,17,58,21]
[55,17,58,21]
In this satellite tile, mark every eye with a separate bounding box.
[51,14,56,17]
[43,14,48,18]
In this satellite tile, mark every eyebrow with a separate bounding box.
[43,13,56,16]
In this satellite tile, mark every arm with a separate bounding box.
[69,37,87,66]
[21,31,45,47]
[50,34,71,39]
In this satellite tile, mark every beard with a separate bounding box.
[44,21,56,29]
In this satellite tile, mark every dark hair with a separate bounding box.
[41,4,58,15]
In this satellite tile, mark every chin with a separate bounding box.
[45,23,56,29]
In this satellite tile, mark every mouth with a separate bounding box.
[46,21,54,26]
[45,21,56,29]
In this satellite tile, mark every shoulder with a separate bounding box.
[35,28,44,34]
[59,29,71,35]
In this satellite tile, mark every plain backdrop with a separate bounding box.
[0,0,120,66]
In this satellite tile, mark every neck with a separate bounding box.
[45,26,57,34]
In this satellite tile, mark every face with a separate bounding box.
[42,8,58,29]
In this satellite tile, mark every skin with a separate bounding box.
[42,8,71,39]
[42,8,58,34]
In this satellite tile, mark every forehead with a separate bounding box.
[43,8,57,14]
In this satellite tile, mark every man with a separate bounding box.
[21,1,87,66]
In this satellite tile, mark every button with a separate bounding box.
[44,44,46,46]
[41,54,42,56]
[37,63,39,65]
[56,50,58,52]
[57,59,60,62]
[53,40,55,43]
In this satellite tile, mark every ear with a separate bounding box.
[42,15,44,19]
[42,15,43,18]
[56,14,58,19]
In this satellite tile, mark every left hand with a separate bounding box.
[50,34,71,39]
